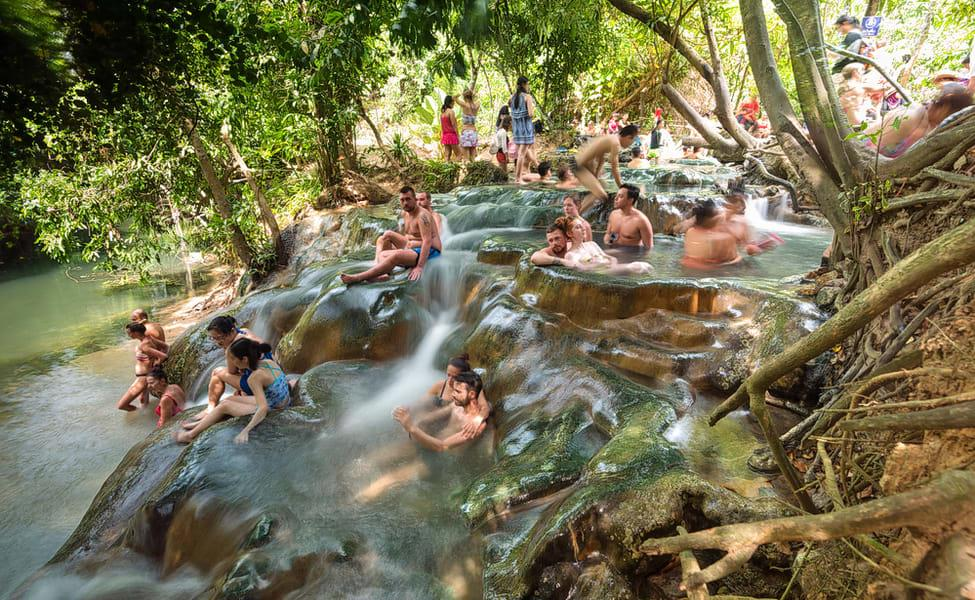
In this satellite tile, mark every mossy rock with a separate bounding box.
[513,258,747,325]
[460,160,510,186]
[164,319,222,391]
[293,360,380,426]
[745,295,824,400]
[276,279,423,373]
[476,236,536,266]
[338,207,398,254]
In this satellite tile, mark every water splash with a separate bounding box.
[338,310,460,431]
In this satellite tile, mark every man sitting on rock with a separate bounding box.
[530,222,573,267]
[393,371,487,452]
[417,191,443,235]
[343,186,441,284]
[605,184,654,251]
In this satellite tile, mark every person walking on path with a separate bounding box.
[509,76,537,182]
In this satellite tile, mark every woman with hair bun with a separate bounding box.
[117,322,169,412]
[420,353,491,438]
[176,338,290,444]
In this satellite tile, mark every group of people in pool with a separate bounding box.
[119,307,492,450]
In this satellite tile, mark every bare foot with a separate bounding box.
[174,430,194,444]
[117,404,137,412]
[340,273,358,285]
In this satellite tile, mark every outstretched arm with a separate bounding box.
[610,147,622,187]
[394,407,475,452]
[531,249,572,267]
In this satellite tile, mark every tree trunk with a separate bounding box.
[661,84,739,156]
[863,0,884,18]
[700,2,755,149]
[738,0,850,239]
[183,118,253,267]
[356,98,400,169]
[162,182,194,291]
[220,123,282,260]
[897,9,932,87]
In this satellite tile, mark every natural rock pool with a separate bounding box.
[8,166,832,599]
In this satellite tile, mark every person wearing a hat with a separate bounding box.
[832,15,864,75]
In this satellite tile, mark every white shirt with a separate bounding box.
[494,128,509,154]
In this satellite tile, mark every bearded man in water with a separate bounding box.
[604,184,654,251]
[530,222,573,267]
[343,186,442,284]
[575,124,640,211]
[393,371,487,452]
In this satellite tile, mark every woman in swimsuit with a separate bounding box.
[117,322,169,412]
[177,339,290,444]
[559,216,653,275]
[421,353,491,439]
[187,316,266,429]
[681,200,742,270]
[147,367,185,428]
[864,83,973,158]
[440,95,460,163]
[454,88,480,163]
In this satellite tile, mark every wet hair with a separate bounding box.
[126,322,147,335]
[510,76,529,109]
[632,146,644,158]
[229,338,274,370]
[619,124,639,138]
[931,84,973,120]
[619,183,640,204]
[557,165,572,181]
[399,185,416,197]
[441,95,454,112]
[547,221,568,236]
[553,215,580,238]
[132,308,148,320]
[692,199,721,226]
[454,370,483,397]
[448,353,471,371]
[537,161,551,177]
[834,14,858,26]
[147,367,167,381]
[207,315,238,335]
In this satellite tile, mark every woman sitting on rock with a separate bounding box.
[421,353,491,439]
[194,316,265,419]
[681,199,742,270]
[560,216,653,275]
[177,338,290,444]
[147,367,185,428]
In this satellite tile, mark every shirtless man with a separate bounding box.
[374,191,437,260]
[574,124,639,210]
[130,309,165,342]
[530,222,573,267]
[343,186,442,284]
[627,145,651,168]
[554,165,579,190]
[393,371,487,452]
[682,199,741,269]
[604,184,653,250]
[417,192,443,234]
[519,161,552,184]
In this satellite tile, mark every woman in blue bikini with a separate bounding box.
[176,338,290,444]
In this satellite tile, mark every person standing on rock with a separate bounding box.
[605,184,654,251]
[509,76,537,182]
[393,370,487,452]
[453,88,480,163]
[117,322,169,412]
[342,186,442,285]
[130,308,166,342]
[574,124,640,212]
[176,339,290,444]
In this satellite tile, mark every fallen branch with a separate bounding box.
[838,402,975,432]
[639,470,975,586]
[826,389,975,414]
[915,167,975,188]
[882,188,964,213]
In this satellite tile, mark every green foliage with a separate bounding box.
[418,159,462,192]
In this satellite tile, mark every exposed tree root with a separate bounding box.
[678,526,710,600]
[639,470,975,588]
[838,402,975,432]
